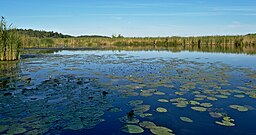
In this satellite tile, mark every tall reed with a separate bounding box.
[0,17,22,61]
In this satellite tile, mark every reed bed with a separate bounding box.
[0,17,22,61]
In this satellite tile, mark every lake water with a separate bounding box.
[0,50,256,135]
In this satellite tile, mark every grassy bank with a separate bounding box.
[2,27,254,55]
[18,34,256,54]
[17,28,256,50]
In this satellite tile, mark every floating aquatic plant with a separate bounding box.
[119,116,140,124]
[140,92,153,97]
[133,105,151,114]
[209,112,223,118]
[229,105,249,112]
[173,101,188,108]
[150,126,174,135]
[175,92,185,96]
[180,117,193,123]
[8,127,27,135]
[206,97,218,101]
[154,91,165,95]
[189,100,200,105]
[108,107,122,112]
[128,100,143,106]
[234,95,245,98]
[191,107,207,112]
[0,125,8,133]
[64,122,84,130]
[158,99,169,103]
[121,125,144,134]
[170,98,187,102]
[156,107,168,113]
[139,121,157,129]
[215,95,228,99]
[139,113,153,118]
[215,117,235,127]
[200,103,213,108]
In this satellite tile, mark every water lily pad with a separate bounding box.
[189,100,200,105]
[134,105,151,114]
[108,107,122,112]
[121,125,144,134]
[154,91,165,95]
[150,126,174,135]
[128,100,143,106]
[195,95,207,98]
[215,95,228,99]
[175,92,185,96]
[139,113,153,118]
[207,97,218,101]
[215,116,235,127]
[8,127,27,135]
[215,121,235,127]
[139,121,157,129]
[191,106,207,112]
[229,105,249,112]
[140,92,153,97]
[65,122,84,130]
[173,101,188,108]
[170,98,187,102]
[234,95,245,98]
[200,103,213,108]
[158,99,169,103]
[0,125,8,133]
[180,117,193,123]
[209,112,223,118]
[156,107,168,113]
[119,116,140,124]
[248,93,256,99]
[24,129,42,135]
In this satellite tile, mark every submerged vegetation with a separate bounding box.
[0,17,22,61]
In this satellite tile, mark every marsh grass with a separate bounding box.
[0,17,22,61]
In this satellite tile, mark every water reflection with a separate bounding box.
[112,44,256,55]
[0,49,256,135]
[0,61,20,90]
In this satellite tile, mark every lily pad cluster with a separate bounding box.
[1,51,256,134]
[0,75,112,134]
[229,105,249,112]
[121,125,144,134]
[215,117,235,127]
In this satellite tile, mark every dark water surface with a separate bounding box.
[0,50,256,135]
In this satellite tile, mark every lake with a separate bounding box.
[0,50,256,135]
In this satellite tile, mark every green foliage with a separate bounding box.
[0,17,22,61]
[14,29,72,38]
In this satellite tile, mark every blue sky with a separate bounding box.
[1,0,256,37]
